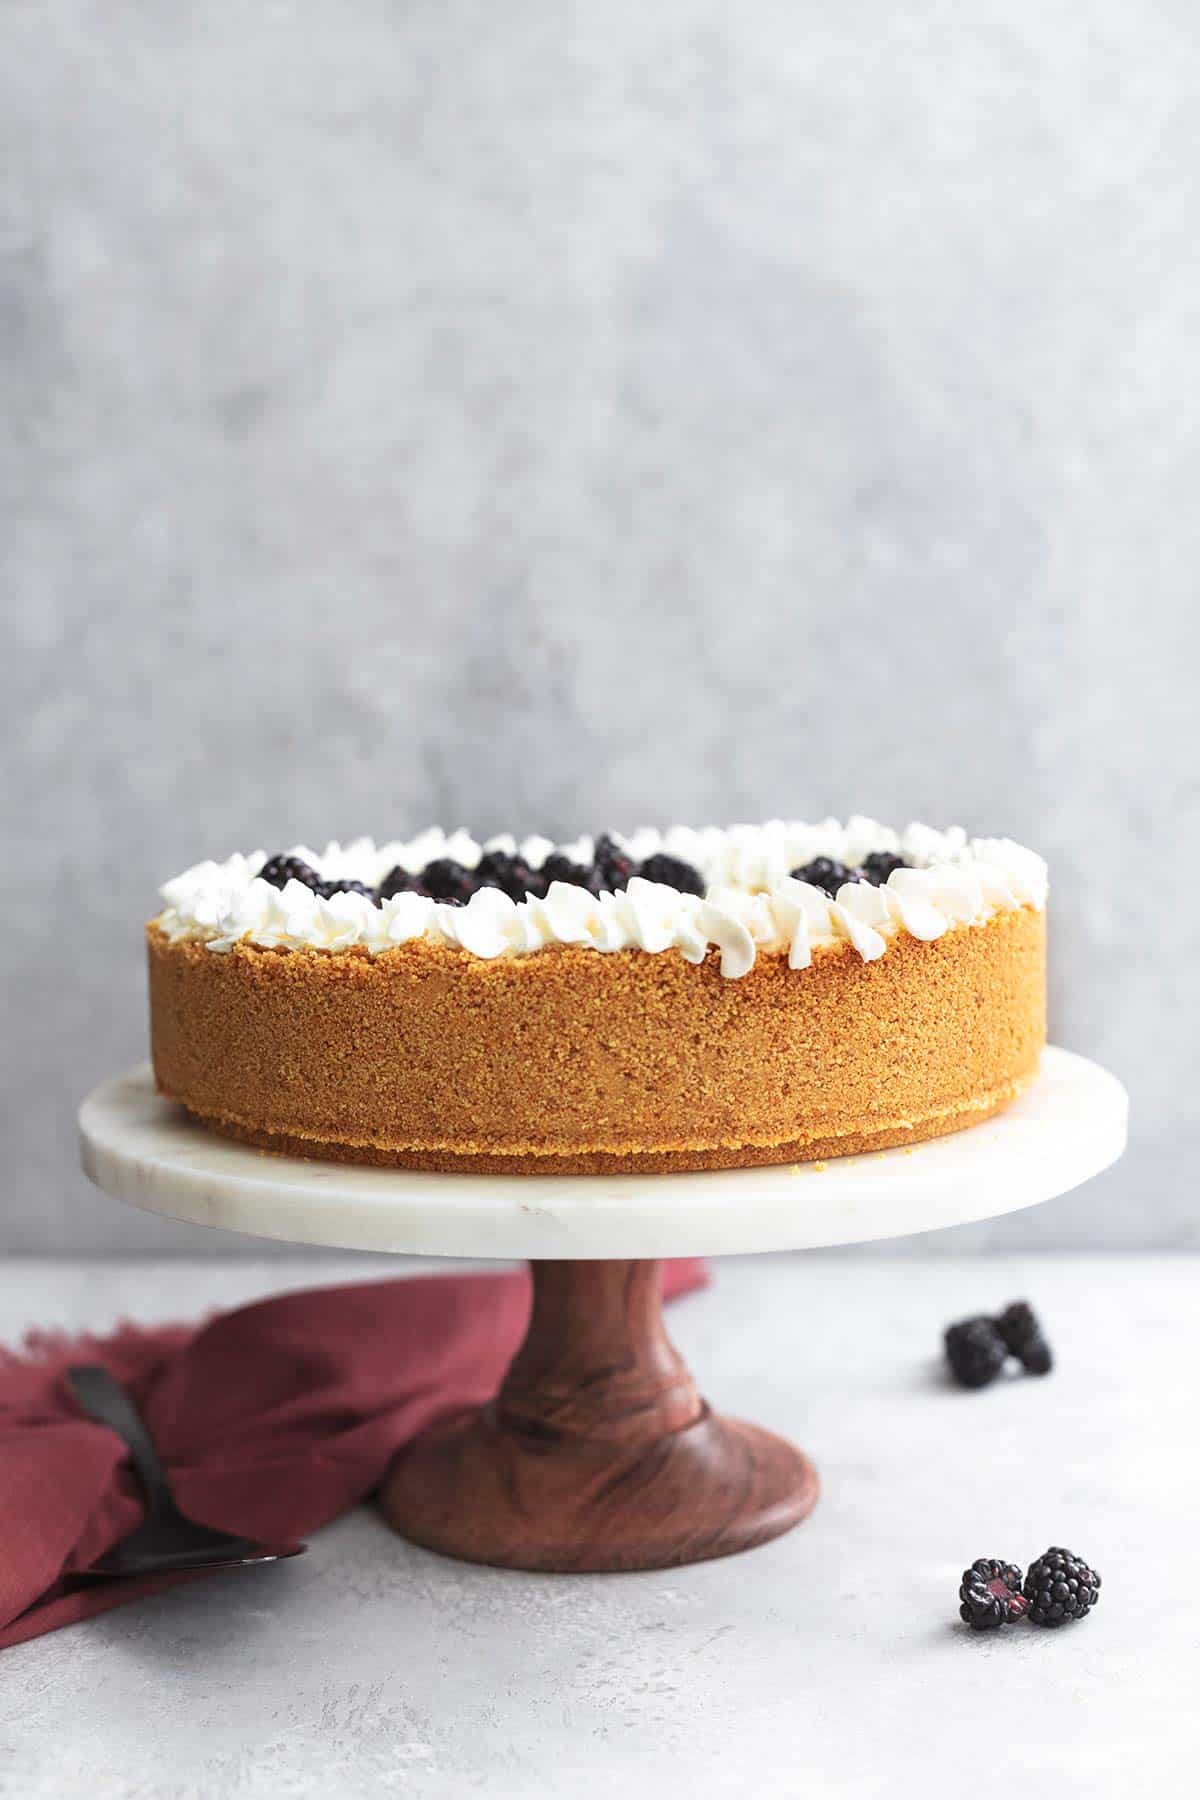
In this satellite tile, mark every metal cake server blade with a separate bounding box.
[66,1364,306,1579]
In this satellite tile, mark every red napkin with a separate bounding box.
[0,1259,706,1651]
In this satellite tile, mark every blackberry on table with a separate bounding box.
[958,1559,1028,1631]
[637,853,705,896]
[1024,1548,1101,1627]
[258,854,322,892]
[858,851,907,885]
[944,1316,1008,1389]
[790,857,854,897]
[996,1300,1053,1375]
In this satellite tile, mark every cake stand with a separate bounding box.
[79,1047,1126,1573]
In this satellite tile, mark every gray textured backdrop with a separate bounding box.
[3,1,1195,1252]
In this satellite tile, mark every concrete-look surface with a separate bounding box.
[2,2,1197,1253]
[1,1252,1194,1798]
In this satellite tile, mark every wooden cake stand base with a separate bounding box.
[380,1258,817,1571]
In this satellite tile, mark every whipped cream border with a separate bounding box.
[153,820,1048,981]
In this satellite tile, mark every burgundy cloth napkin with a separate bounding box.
[0,1259,706,1651]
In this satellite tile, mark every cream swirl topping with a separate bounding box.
[154,819,1047,980]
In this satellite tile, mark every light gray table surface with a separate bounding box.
[1,1251,1195,1800]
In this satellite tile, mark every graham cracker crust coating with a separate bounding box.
[146,907,1045,1174]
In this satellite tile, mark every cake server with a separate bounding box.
[65,1364,306,1579]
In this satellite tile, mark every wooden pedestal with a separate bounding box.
[379,1258,819,1572]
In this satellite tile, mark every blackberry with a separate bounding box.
[944,1317,1008,1389]
[791,857,854,897]
[958,1559,1028,1631]
[473,850,538,902]
[593,832,635,891]
[376,865,419,901]
[420,858,476,904]
[1024,1548,1101,1627]
[637,853,705,896]
[858,851,907,886]
[258,854,322,892]
[316,878,375,901]
[996,1301,1053,1376]
[540,852,597,891]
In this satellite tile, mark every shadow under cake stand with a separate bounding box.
[79,1047,1127,1574]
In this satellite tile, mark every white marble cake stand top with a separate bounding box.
[79,1048,1126,1258]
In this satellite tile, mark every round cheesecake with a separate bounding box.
[147,819,1047,1174]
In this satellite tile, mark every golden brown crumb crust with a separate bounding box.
[146,907,1045,1173]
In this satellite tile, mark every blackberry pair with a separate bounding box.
[944,1300,1052,1389]
[257,856,375,902]
[789,852,907,896]
[959,1549,1101,1631]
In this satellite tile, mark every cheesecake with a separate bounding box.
[147,819,1047,1173]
